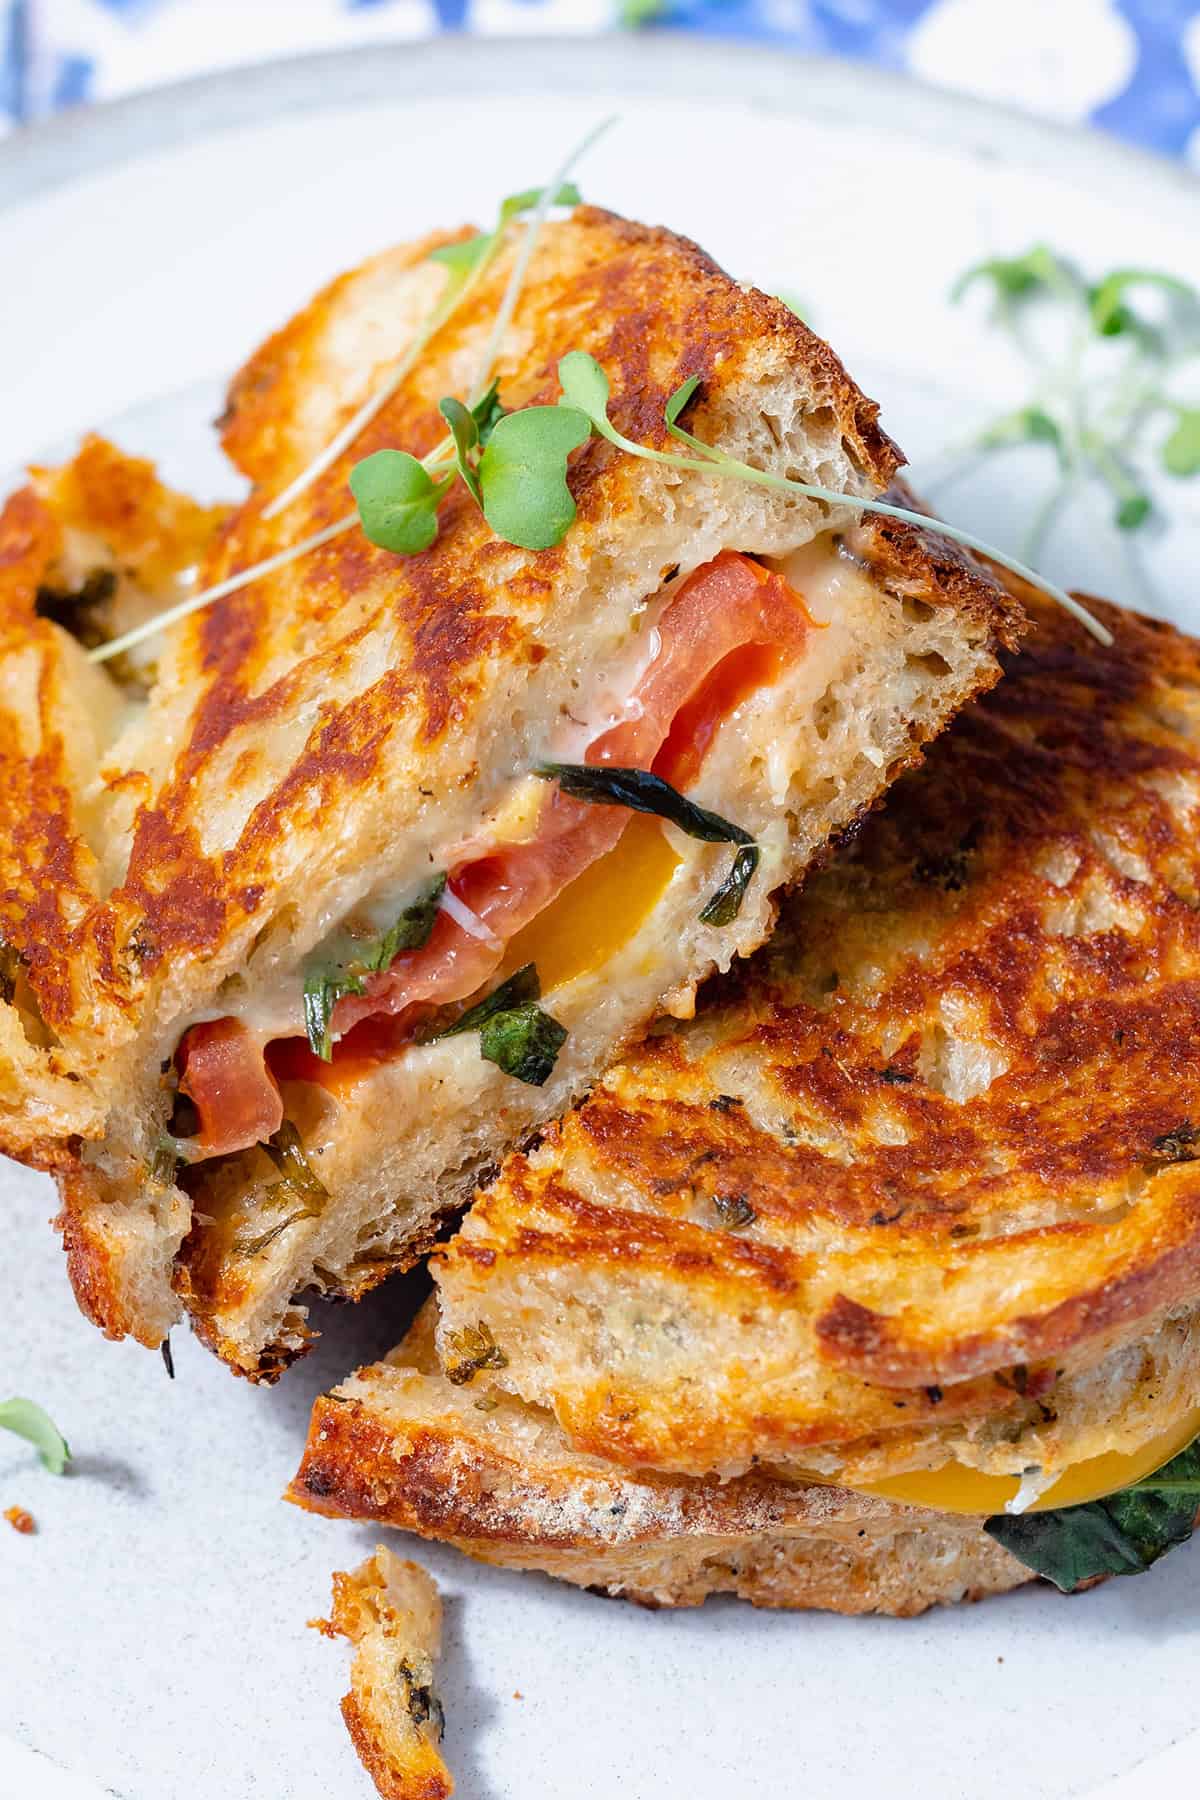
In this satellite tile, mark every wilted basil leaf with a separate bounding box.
[303,875,446,1061]
[535,762,759,924]
[699,844,761,927]
[985,1438,1200,1592]
[479,1002,567,1085]
[433,963,541,1040]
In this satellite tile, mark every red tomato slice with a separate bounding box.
[178,1017,284,1158]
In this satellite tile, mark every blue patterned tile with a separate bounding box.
[2,0,1198,159]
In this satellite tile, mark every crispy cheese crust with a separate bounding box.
[319,1547,453,1800]
[433,591,1200,1482]
[292,1310,1030,1615]
[0,207,1018,1370]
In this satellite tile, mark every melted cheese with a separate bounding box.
[848,1405,1200,1517]
[501,814,681,994]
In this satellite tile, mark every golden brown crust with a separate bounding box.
[0,210,1017,1368]
[435,590,1200,1477]
[290,1314,1031,1617]
[321,1549,453,1800]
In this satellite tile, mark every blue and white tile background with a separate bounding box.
[2,1,1200,160]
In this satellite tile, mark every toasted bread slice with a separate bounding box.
[0,206,1019,1376]
[292,1309,1029,1615]
[431,589,1200,1491]
[317,1547,452,1800]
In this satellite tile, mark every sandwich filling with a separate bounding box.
[173,546,818,1158]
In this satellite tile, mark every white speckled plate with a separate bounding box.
[2,38,1199,1800]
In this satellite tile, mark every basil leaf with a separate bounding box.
[985,1439,1200,1592]
[302,875,446,1060]
[1164,409,1200,478]
[699,844,761,927]
[535,763,759,925]
[439,396,482,505]
[427,964,565,1085]
[479,1002,567,1086]
[0,1398,70,1475]
[349,450,447,555]
[477,405,592,550]
[435,963,541,1039]
[262,1120,329,1206]
[235,1122,329,1258]
[534,763,753,846]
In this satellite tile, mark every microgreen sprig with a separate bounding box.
[550,352,1110,644]
[87,126,611,668]
[935,246,1200,578]
[261,177,584,523]
[0,1397,71,1475]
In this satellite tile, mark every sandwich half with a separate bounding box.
[295,584,1200,1602]
[293,1304,1031,1616]
[0,205,1019,1377]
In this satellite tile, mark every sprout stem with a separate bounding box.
[88,512,358,665]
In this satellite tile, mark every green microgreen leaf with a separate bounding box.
[1163,409,1200,478]
[427,233,496,280]
[1089,268,1198,337]
[985,1437,1200,1592]
[557,350,1110,644]
[477,405,592,550]
[0,1398,71,1475]
[478,1002,568,1085]
[499,180,582,224]
[773,290,808,321]
[664,374,703,431]
[535,763,758,924]
[557,349,618,433]
[1116,492,1153,531]
[951,246,1073,306]
[977,407,1065,462]
[439,396,483,504]
[349,450,449,555]
[302,875,446,1061]
[471,379,507,448]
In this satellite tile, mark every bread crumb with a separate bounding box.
[512,1690,523,1700]
[5,1506,35,1535]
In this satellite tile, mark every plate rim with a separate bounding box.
[1,31,1198,1800]
[0,33,1198,214]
